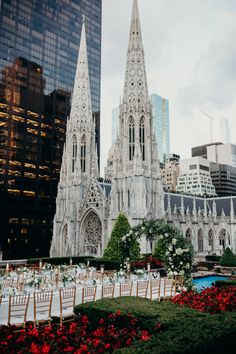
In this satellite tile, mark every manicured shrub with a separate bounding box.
[214,280,236,287]
[205,255,220,262]
[103,213,140,262]
[220,247,236,267]
[75,297,236,354]
[89,258,121,270]
[153,238,166,261]
[27,256,94,265]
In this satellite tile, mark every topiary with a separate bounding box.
[103,213,140,262]
[153,238,166,261]
[219,247,236,267]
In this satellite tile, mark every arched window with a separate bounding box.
[186,228,192,244]
[62,224,68,255]
[72,135,77,173]
[81,135,86,173]
[128,117,135,160]
[219,229,229,250]
[128,190,130,209]
[118,191,120,212]
[139,116,145,160]
[208,229,214,251]
[197,229,204,252]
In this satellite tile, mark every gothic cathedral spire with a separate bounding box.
[109,0,164,230]
[51,17,98,257]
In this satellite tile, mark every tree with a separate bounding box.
[153,238,166,261]
[103,213,140,262]
[220,247,236,267]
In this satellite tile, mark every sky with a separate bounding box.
[100,0,236,175]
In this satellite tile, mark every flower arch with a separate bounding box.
[121,220,194,288]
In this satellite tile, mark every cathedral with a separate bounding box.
[50,0,236,258]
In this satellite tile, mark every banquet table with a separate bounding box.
[0,279,166,325]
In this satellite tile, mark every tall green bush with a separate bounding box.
[103,213,140,262]
[153,238,166,261]
[220,247,236,266]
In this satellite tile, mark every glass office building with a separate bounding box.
[150,94,170,164]
[0,0,102,260]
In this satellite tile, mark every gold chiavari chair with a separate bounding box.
[8,294,30,327]
[57,286,76,327]
[136,280,149,298]
[119,282,133,297]
[163,277,176,300]
[149,278,161,301]
[174,275,184,291]
[81,285,97,304]
[33,290,53,327]
[101,284,115,299]
[1,278,13,289]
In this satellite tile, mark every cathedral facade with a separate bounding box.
[50,0,236,258]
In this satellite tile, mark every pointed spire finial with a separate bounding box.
[82,14,86,23]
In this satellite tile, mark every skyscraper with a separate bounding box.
[150,93,170,163]
[0,0,102,260]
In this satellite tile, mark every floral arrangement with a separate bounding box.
[171,285,236,314]
[42,263,53,271]
[61,274,76,286]
[25,276,42,288]
[121,220,194,289]
[0,310,161,353]
[131,256,163,270]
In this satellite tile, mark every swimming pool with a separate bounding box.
[193,275,229,291]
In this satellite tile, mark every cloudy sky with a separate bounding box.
[100,0,236,174]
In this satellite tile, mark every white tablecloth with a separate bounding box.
[0,279,167,325]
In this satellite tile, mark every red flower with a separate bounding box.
[42,343,51,354]
[140,330,151,341]
[93,338,100,347]
[63,346,75,352]
[30,342,41,354]
[99,318,105,325]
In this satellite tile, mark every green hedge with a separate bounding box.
[205,255,220,262]
[26,256,94,265]
[220,247,236,267]
[89,258,121,270]
[214,280,236,287]
[74,297,236,354]
[26,257,120,270]
[197,261,216,270]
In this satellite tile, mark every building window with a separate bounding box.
[128,190,130,209]
[208,229,214,251]
[139,116,145,160]
[72,135,77,173]
[129,117,135,160]
[81,135,86,173]
[186,228,192,244]
[198,229,204,252]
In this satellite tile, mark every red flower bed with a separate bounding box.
[0,311,161,353]
[171,285,236,314]
[131,256,163,270]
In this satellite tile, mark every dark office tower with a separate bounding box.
[0,0,102,260]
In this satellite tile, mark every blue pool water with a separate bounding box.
[193,275,229,291]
